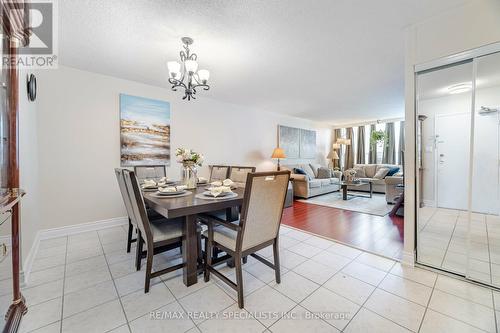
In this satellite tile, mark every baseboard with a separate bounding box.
[401,250,415,266]
[422,200,436,207]
[23,216,128,284]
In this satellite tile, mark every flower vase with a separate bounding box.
[182,162,197,189]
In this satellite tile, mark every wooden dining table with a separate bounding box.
[143,185,245,287]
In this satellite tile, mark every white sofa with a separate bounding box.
[282,163,342,199]
[348,164,403,202]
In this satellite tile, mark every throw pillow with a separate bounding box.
[309,163,322,177]
[317,167,332,179]
[353,166,366,178]
[373,167,390,179]
[293,168,311,180]
[386,166,400,177]
[301,164,316,179]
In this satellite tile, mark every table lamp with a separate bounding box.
[327,150,339,169]
[271,148,286,170]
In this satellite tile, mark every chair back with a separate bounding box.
[238,171,290,251]
[229,166,256,188]
[123,169,153,247]
[134,165,166,183]
[209,165,230,182]
[114,168,136,227]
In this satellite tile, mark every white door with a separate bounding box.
[435,113,470,210]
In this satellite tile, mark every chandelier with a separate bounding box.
[167,37,210,101]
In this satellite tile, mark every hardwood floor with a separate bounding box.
[281,201,404,259]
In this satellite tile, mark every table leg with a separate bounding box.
[370,182,373,198]
[342,185,347,200]
[182,215,198,286]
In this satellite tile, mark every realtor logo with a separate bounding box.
[2,0,58,68]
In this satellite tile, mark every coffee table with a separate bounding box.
[336,180,373,200]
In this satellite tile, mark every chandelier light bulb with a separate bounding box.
[167,61,181,75]
[197,69,210,83]
[184,60,198,74]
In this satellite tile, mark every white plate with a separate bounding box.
[156,189,186,196]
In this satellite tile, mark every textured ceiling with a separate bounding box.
[58,0,469,124]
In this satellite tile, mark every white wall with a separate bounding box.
[35,66,332,231]
[404,0,500,264]
[19,68,40,267]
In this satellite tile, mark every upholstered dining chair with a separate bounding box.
[115,168,166,253]
[209,165,230,182]
[122,169,185,292]
[134,165,166,183]
[202,170,291,308]
[229,166,256,188]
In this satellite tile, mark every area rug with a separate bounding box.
[297,192,393,216]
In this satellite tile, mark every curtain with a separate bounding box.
[345,127,354,169]
[368,124,377,164]
[399,121,405,165]
[356,126,365,164]
[382,122,396,164]
[333,128,341,169]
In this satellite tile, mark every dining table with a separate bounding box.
[143,184,245,287]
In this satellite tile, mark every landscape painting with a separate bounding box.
[279,125,300,159]
[120,94,171,166]
[300,128,317,158]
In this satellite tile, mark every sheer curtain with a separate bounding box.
[356,126,365,164]
[345,127,354,169]
[333,128,341,169]
[382,122,396,164]
[398,121,405,165]
[368,124,377,164]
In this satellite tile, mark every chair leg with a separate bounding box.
[204,237,212,282]
[144,248,153,293]
[273,239,281,284]
[136,231,143,271]
[127,219,133,253]
[242,256,248,264]
[234,253,244,308]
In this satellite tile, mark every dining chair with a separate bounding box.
[122,169,185,292]
[209,165,230,182]
[229,166,256,188]
[202,170,291,308]
[134,165,167,183]
[115,168,166,253]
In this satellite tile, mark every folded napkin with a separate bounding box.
[211,181,222,186]
[142,179,157,188]
[159,177,169,183]
[223,179,234,186]
[198,177,207,183]
[158,186,177,193]
[176,185,187,191]
[220,186,232,193]
[209,187,223,197]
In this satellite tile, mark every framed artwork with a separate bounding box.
[300,128,317,159]
[279,125,300,158]
[120,94,171,166]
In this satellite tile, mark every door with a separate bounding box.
[435,113,470,210]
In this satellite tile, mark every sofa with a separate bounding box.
[348,164,403,203]
[282,163,342,199]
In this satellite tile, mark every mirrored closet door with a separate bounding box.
[416,50,500,288]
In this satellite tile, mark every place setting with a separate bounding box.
[196,179,238,200]
[140,177,176,192]
[150,184,192,198]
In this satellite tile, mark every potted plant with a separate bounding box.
[370,130,387,146]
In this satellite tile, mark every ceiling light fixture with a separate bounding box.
[447,82,472,95]
[167,37,210,101]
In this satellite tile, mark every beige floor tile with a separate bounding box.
[420,309,485,333]
[292,259,339,284]
[63,280,117,318]
[121,283,176,321]
[301,287,360,331]
[344,307,411,333]
[62,299,126,333]
[179,285,235,323]
[270,271,319,303]
[341,261,387,286]
[129,301,195,333]
[323,272,375,305]
[197,303,266,333]
[378,274,433,306]
[243,285,297,327]
[269,305,338,333]
[364,289,425,332]
[19,298,62,333]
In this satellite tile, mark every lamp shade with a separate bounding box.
[327,151,339,160]
[184,60,198,74]
[197,69,210,82]
[167,61,181,75]
[271,148,286,159]
[337,138,351,145]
